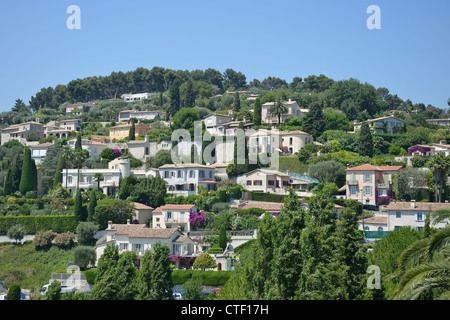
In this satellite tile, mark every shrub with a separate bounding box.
[76,222,99,245]
[7,224,26,244]
[74,246,97,270]
[6,284,21,300]
[53,232,75,249]
[0,215,78,236]
[207,244,224,254]
[211,202,229,213]
[33,230,56,250]
[193,252,217,270]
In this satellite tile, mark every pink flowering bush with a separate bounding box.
[189,211,206,229]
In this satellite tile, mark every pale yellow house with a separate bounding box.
[109,122,150,141]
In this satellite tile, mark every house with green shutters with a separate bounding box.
[346,164,403,206]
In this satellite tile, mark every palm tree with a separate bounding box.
[94,173,104,191]
[426,154,450,202]
[393,227,450,300]
[431,208,450,226]
[269,97,288,126]
[62,146,73,190]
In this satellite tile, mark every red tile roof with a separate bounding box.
[153,204,196,213]
[346,164,403,172]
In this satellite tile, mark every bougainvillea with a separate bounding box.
[112,149,122,158]
[189,211,206,229]
[407,145,431,156]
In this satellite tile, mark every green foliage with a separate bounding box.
[7,223,26,243]
[218,226,227,251]
[249,191,285,203]
[308,160,346,187]
[53,232,75,249]
[358,122,374,158]
[45,280,62,300]
[0,215,78,236]
[19,148,37,195]
[6,283,21,300]
[93,199,133,229]
[76,221,99,246]
[151,149,173,168]
[182,277,203,300]
[302,101,326,138]
[193,252,217,270]
[33,230,56,250]
[208,244,224,254]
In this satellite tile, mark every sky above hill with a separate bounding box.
[0,0,449,112]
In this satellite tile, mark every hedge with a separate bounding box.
[0,215,78,235]
[249,191,286,203]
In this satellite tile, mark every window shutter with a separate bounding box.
[370,186,373,196]
[415,213,418,222]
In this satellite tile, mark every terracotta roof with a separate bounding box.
[277,130,311,136]
[381,202,450,211]
[108,223,178,238]
[153,204,196,213]
[239,201,284,211]
[346,164,403,172]
[358,216,388,225]
[30,142,54,148]
[198,180,217,184]
[133,202,154,210]
[158,163,212,169]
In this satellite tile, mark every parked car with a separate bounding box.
[173,291,183,300]
[212,288,220,295]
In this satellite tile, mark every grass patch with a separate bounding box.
[279,156,305,174]
[0,242,78,291]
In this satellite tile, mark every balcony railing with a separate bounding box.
[347,179,358,185]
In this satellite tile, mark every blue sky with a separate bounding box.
[0,0,449,112]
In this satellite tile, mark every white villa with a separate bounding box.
[120,92,151,102]
[67,138,109,160]
[353,116,404,134]
[118,109,165,122]
[261,99,308,124]
[159,163,217,196]
[95,221,197,268]
[152,204,197,233]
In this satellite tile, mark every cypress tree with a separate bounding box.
[253,97,262,126]
[218,225,227,251]
[184,79,195,108]
[87,190,97,222]
[19,148,37,195]
[6,284,21,300]
[358,122,374,158]
[75,133,82,151]
[302,101,326,139]
[11,156,22,194]
[159,92,163,107]
[128,121,136,140]
[4,168,13,196]
[169,78,180,117]
[53,155,65,189]
[74,190,84,221]
[233,92,241,112]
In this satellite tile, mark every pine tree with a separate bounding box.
[53,155,65,189]
[4,168,13,196]
[358,122,374,158]
[184,79,195,108]
[253,97,262,126]
[19,148,37,195]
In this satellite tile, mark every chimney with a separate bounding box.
[108,221,113,229]
[346,163,350,169]
[127,219,130,225]
[410,200,416,209]
[440,140,446,145]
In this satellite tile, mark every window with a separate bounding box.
[378,189,387,197]
[394,226,401,231]
[364,186,372,196]
[377,227,383,231]
[396,211,401,218]
[164,171,169,178]
[189,170,195,178]
[350,186,358,195]
[247,180,252,185]
[199,170,205,178]
[417,227,424,231]
[289,137,293,145]
[167,212,172,220]
[209,171,213,178]
[364,173,372,182]
[119,243,128,251]
[133,244,142,253]
[416,212,424,222]
[283,181,289,186]
[254,180,262,186]
[268,180,274,186]
[177,171,182,178]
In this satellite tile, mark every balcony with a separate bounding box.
[347,179,358,186]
